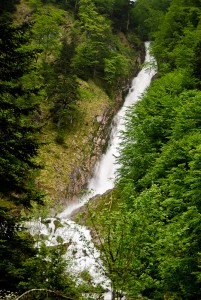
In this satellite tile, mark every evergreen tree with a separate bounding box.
[0,18,43,207]
[0,17,44,292]
[49,36,79,131]
[113,1,201,298]
[73,0,112,79]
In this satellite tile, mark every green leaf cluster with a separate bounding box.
[0,17,45,293]
[151,0,201,77]
[0,0,142,296]
[108,0,201,299]
[71,0,135,89]
[0,18,43,207]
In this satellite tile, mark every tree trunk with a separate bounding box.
[74,0,78,14]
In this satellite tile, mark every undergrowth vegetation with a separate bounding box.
[0,0,141,297]
[89,0,201,299]
[2,0,200,299]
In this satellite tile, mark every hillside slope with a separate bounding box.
[12,0,142,209]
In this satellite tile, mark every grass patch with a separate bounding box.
[37,79,112,208]
[73,188,122,227]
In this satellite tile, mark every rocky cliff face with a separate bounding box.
[12,0,145,211]
[65,49,145,206]
[66,106,114,203]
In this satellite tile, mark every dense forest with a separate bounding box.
[1,0,201,299]
[0,0,140,298]
[93,0,201,299]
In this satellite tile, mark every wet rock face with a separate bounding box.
[64,50,145,206]
[66,107,114,204]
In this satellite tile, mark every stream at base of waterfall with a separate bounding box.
[28,42,156,299]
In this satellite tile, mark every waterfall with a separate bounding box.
[86,41,156,195]
[59,41,156,217]
[29,42,156,298]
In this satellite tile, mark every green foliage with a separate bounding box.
[93,0,115,16]
[0,17,45,293]
[132,0,171,39]
[0,0,177,299]
[117,70,191,193]
[151,0,201,76]
[116,39,201,300]
[18,243,79,298]
[72,0,134,87]
[47,36,80,131]
[104,53,130,88]
[0,18,43,207]
[112,2,201,298]
[32,7,65,66]
[29,0,42,11]
[116,88,201,298]
[111,0,135,33]
[72,41,99,79]
[72,0,112,79]
[85,194,143,299]
[0,208,37,292]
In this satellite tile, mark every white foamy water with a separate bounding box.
[29,42,156,299]
[59,41,157,217]
[28,217,109,289]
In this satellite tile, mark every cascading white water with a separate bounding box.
[60,41,156,217]
[29,42,156,298]
[86,41,156,195]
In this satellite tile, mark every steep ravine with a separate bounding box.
[38,49,145,209]
[12,0,145,210]
[29,43,156,300]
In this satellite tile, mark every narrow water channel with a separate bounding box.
[85,41,156,195]
[60,41,156,217]
[29,42,156,298]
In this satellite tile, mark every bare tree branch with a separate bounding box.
[16,289,73,300]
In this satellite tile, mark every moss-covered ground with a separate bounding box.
[37,80,112,208]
